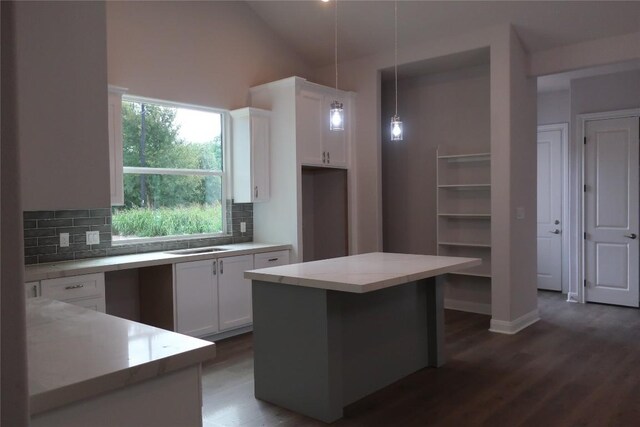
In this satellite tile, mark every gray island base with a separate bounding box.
[246,252,480,423]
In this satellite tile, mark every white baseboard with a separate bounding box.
[444,298,491,315]
[566,292,579,303]
[489,308,539,335]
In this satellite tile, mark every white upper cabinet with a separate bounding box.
[231,108,271,203]
[297,90,325,166]
[295,81,352,168]
[108,85,127,206]
[321,93,348,167]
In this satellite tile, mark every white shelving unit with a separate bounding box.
[436,147,492,283]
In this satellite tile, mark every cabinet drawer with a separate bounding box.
[41,273,105,302]
[254,250,290,269]
[71,296,105,312]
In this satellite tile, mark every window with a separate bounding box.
[112,97,226,243]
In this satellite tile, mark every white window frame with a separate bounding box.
[112,95,229,245]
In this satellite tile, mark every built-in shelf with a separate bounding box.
[438,152,491,162]
[438,213,491,219]
[448,271,492,279]
[437,146,492,295]
[438,242,491,248]
[438,184,491,190]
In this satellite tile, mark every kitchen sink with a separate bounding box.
[166,247,229,255]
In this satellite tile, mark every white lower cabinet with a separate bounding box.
[254,250,290,269]
[175,254,254,337]
[40,273,106,313]
[174,259,220,337]
[218,255,254,331]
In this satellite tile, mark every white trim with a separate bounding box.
[444,299,491,315]
[123,167,222,176]
[489,309,540,334]
[537,123,570,295]
[566,292,579,303]
[575,109,640,304]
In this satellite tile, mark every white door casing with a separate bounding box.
[584,116,639,307]
[537,126,564,291]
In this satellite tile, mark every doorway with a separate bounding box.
[580,113,639,307]
[537,124,569,292]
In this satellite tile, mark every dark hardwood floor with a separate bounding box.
[202,292,640,426]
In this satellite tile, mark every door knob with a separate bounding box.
[549,229,561,234]
[554,220,560,225]
[625,233,637,239]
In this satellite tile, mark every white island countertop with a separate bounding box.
[245,252,481,293]
[27,298,216,415]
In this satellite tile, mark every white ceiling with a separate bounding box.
[247,1,640,68]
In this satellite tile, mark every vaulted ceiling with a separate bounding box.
[247,1,640,68]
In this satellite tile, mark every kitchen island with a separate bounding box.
[245,252,480,423]
[28,298,216,427]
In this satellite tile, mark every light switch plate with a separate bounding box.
[59,233,70,247]
[86,230,100,245]
[516,207,525,220]
[240,222,247,233]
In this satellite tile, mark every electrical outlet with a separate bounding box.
[240,222,247,233]
[86,230,100,245]
[59,233,70,247]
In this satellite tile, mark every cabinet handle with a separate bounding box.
[64,284,84,290]
[268,258,279,262]
[213,262,217,275]
[255,186,258,199]
[327,151,330,164]
[220,260,224,275]
[322,151,326,163]
[32,284,38,297]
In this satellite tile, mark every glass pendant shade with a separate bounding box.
[390,115,403,141]
[330,100,344,131]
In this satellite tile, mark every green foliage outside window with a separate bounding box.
[112,101,225,239]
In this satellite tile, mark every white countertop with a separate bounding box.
[25,242,291,281]
[27,298,216,414]
[245,252,481,293]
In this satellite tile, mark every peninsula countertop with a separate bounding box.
[27,298,216,415]
[245,252,481,293]
[25,242,291,282]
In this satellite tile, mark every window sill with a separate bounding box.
[111,232,230,247]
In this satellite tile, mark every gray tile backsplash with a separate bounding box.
[24,202,253,265]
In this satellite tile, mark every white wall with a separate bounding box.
[1,1,29,424]
[382,65,490,254]
[16,2,110,210]
[537,90,570,125]
[316,24,539,328]
[107,1,312,111]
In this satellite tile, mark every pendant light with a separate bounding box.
[390,1,403,141]
[330,0,344,131]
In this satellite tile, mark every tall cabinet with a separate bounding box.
[249,77,355,262]
[436,147,492,313]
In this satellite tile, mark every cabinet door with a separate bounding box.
[218,254,254,331]
[297,90,325,166]
[254,250,290,269]
[322,93,348,167]
[251,113,270,202]
[175,260,218,337]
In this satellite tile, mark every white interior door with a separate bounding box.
[537,127,563,291]
[585,117,639,307]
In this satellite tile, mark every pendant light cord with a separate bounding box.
[394,0,398,117]
[335,0,339,94]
